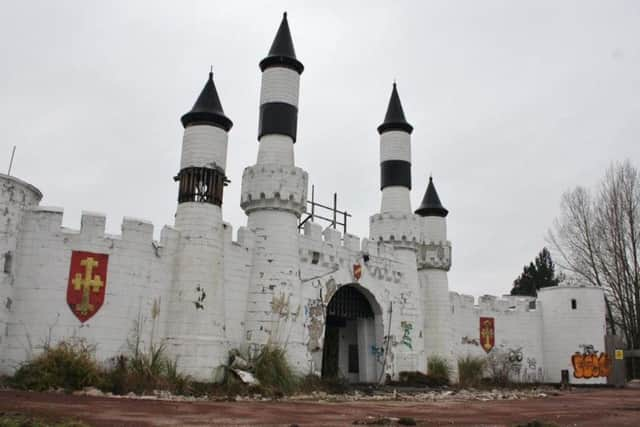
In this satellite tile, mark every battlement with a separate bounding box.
[298,222,403,283]
[449,291,537,313]
[369,212,420,247]
[240,165,308,216]
[223,222,255,251]
[21,207,179,254]
[417,240,452,271]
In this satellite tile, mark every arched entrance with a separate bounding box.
[321,284,382,383]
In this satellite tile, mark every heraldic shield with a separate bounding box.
[67,251,109,322]
[480,316,495,353]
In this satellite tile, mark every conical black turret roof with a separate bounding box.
[415,176,448,217]
[181,72,233,131]
[377,83,413,135]
[259,12,304,74]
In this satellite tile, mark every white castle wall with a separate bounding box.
[538,286,607,384]
[0,175,42,353]
[222,224,254,350]
[168,202,227,378]
[0,208,179,374]
[448,293,545,382]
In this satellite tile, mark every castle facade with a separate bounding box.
[0,14,607,384]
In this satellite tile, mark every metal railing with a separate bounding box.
[298,185,352,234]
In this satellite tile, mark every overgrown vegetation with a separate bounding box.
[486,349,515,387]
[427,355,451,386]
[104,343,191,395]
[457,355,485,388]
[253,345,297,395]
[9,339,191,396]
[10,340,102,392]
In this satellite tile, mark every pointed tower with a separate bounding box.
[370,83,424,371]
[167,71,232,379]
[415,176,452,367]
[378,83,413,213]
[241,13,308,371]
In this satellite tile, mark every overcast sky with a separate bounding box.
[1,1,639,298]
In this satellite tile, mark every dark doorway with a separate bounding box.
[321,285,376,381]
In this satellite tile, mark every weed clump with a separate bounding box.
[254,345,297,395]
[103,343,191,395]
[457,355,485,388]
[427,355,451,386]
[10,340,102,392]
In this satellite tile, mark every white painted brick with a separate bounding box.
[381,186,411,214]
[380,131,411,163]
[257,135,294,165]
[260,68,300,107]
[180,125,228,170]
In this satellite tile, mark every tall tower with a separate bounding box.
[167,71,233,379]
[370,83,424,370]
[378,83,413,214]
[415,177,452,365]
[241,13,308,371]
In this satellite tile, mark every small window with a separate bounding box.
[571,299,577,310]
[3,252,11,274]
[529,300,536,310]
[311,251,320,264]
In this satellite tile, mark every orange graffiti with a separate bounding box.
[571,352,611,379]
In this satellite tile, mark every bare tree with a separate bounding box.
[548,160,640,351]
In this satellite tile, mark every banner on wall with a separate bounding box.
[353,263,362,281]
[67,251,109,322]
[480,317,495,353]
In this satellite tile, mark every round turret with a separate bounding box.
[1,174,42,350]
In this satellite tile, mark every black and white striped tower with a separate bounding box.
[370,83,424,369]
[256,11,303,165]
[168,71,232,380]
[241,13,308,370]
[378,83,413,214]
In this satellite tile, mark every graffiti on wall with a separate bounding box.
[370,345,385,363]
[571,344,611,379]
[479,317,495,353]
[461,335,480,346]
[400,321,413,350]
[507,347,523,374]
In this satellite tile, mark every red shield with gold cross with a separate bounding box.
[353,263,362,281]
[67,251,108,322]
[480,317,495,353]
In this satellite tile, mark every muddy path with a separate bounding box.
[1,388,639,426]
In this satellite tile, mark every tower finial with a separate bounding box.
[377,82,413,134]
[210,65,213,75]
[259,12,304,74]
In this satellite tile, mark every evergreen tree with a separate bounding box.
[510,248,560,296]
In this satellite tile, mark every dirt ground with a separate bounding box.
[1,388,639,426]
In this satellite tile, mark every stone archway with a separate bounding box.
[321,284,383,383]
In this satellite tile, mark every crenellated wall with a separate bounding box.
[448,292,544,382]
[0,208,180,373]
